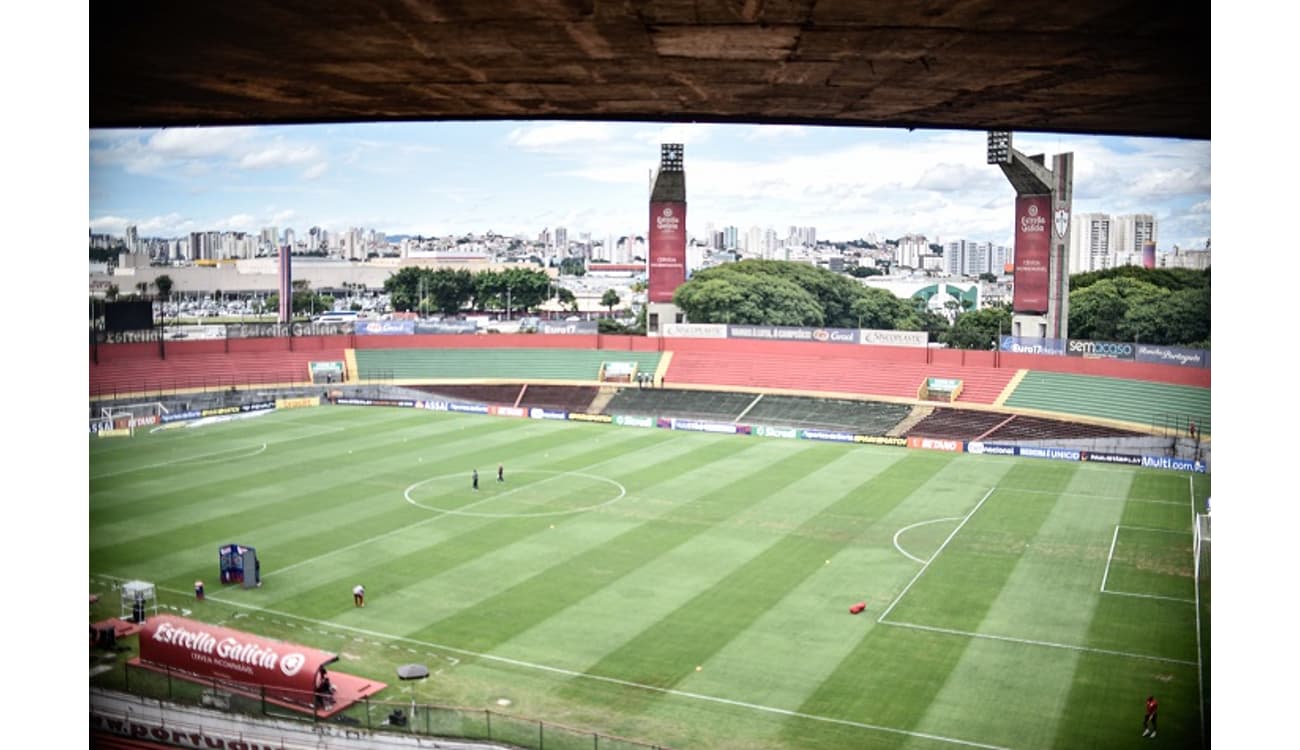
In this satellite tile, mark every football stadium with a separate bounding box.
[87,4,1211,748]
[89,327,1210,750]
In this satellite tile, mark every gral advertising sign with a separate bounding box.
[1013,195,1052,314]
[648,201,687,303]
[138,616,337,696]
[356,320,415,336]
[1066,339,1135,360]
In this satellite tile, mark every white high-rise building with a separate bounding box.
[1070,213,1114,273]
[125,225,139,254]
[1113,214,1157,267]
[896,234,928,269]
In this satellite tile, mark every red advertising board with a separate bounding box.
[648,201,687,303]
[1013,195,1051,314]
[138,615,337,694]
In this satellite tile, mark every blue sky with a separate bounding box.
[89,121,1210,250]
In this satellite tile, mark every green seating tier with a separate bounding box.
[1003,371,1210,434]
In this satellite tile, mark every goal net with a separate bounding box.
[91,402,168,436]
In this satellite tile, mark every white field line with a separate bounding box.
[268,450,635,578]
[996,487,1183,506]
[1099,526,1120,593]
[877,619,1197,666]
[90,424,346,481]
[892,517,963,565]
[876,487,996,624]
[265,473,574,578]
[89,574,1009,750]
[1118,524,1193,535]
[1100,589,1194,604]
[1191,475,1206,749]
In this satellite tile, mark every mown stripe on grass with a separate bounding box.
[900,468,1134,748]
[400,443,843,655]
[565,452,952,713]
[779,461,1077,743]
[256,433,762,624]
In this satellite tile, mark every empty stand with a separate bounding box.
[354,348,663,383]
[906,408,1148,441]
[1003,371,1211,434]
[89,348,346,398]
[741,395,911,434]
[663,351,1015,405]
[603,388,755,422]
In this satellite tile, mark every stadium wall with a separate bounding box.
[91,333,1207,388]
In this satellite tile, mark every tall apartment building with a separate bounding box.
[1113,214,1157,267]
[1069,213,1113,273]
[895,234,928,269]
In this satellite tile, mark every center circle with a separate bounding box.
[404,469,627,518]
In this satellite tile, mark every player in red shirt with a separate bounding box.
[1143,695,1158,738]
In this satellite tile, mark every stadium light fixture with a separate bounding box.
[987,131,1011,164]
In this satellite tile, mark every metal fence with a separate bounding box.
[119,662,670,750]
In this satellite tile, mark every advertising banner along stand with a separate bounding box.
[132,615,386,716]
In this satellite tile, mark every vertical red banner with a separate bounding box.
[1013,195,1051,314]
[648,201,686,303]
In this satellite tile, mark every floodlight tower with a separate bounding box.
[646,143,687,336]
[987,132,1072,341]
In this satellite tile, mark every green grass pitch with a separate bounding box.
[90,405,1211,749]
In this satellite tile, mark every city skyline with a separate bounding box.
[90,122,1210,251]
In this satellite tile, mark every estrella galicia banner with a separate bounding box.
[1013,194,1052,313]
[1000,336,1067,356]
[1066,339,1135,360]
[356,320,415,336]
[648,201,687,303]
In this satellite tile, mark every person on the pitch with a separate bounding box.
[353,584,365,607]
[1143,695,1158,738]
[497,463,504,482]
[472,469,479,491]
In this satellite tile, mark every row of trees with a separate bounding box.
[383,267,554,316]
[670,260,1209,350]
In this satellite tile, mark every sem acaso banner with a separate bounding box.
[1066,339,1135,360]
[1013,194,1052,313]
[138,615,337,696]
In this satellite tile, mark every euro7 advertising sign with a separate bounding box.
[1013,195,1052,314]
[648,201,686,303]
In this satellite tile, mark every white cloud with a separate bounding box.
[238,145,321,169]
[506,122,618,149]
[301,162,329,180]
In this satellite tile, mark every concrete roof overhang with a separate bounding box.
[90,1,1208,139]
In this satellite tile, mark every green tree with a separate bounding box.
[559,257,586,276]
[382,267,428,312]
[941,305,1012,350]
[674,273,823,326]
[106,284,119,301]
[556,287,577,308]
[601,288,621,314]
[427,268,475,315]
[1068,277,1164,342]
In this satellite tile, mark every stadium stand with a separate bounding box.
[907,408,1148,441]
[353,348,663,383]
[411,384,522,405]
[518,384,601,413]
[89,348,346,398]
[603,388,755,422]
[740,395,912,434]
[663,351,1015,405]
[1002,371,1211,434]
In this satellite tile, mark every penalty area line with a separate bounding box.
[94,575,1008,750]
[878,619,1197,666]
